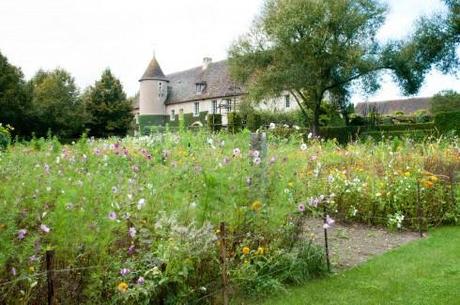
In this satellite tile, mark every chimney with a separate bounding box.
[202,57,212,70]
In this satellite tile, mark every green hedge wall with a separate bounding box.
[227,112,243,133]
[207,114,222,132]
[434,111,460,135]
[246,113,262,132]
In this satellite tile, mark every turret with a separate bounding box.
[139,55,168,116]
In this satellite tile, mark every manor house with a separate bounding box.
[137,55,297,131]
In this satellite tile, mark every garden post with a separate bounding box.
[219,222,229,305]
[250,132,268,203]
[416,181,423,238]
[323,205,331,272]
[46,250,55,305]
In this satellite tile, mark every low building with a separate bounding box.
[137,55,297,132]
[355,97,432,116]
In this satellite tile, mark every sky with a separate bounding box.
[0,0,458,103]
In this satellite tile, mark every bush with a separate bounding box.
[227,112,243,133]
[0,124,12,150]
[246,113,262,131]
[431,90,460,114]
[207,113,222,132]
[434,111,460,135]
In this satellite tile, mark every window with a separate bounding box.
[170,109,175,121]
[227,99,232,112]
[193,102,200,117]
[195,83,206,94]
[285,95,291,108]
[158,82,163,97]
[212,100,218,114]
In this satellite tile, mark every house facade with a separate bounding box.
[137,55,297,132]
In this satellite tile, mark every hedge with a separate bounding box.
[227,112,243,133]
[246,113,262,132]
[434,111,460,135]
[207,114,222,132]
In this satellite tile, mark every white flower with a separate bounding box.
[300,143,307,151]
[137,198,146,210]
[308,132,313,139]
[233,148,241,157]
[269,123,276,130]
[253,157,261,165]
[128,227,137,238]
[293,125,300,130]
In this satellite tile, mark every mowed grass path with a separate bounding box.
[258,227,460,305]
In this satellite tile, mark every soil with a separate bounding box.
[303,218,421,269]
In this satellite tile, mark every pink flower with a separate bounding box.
[298,204,305,212]
[269,156,277,164]
[17,229,27,240]
[128,227,137,238]
[253,157,261,165]
[137,276,145,285]
[120,268,130,276]
[108,211,117,221]
[128,245,136,255]
[11,267,17,276]
[40,224,50,234]
[323,215,335,229]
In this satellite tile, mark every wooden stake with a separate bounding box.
[219,222,229,305]
[46,250,55,305]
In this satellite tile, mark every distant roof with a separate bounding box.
[140,56,168,81]
[165,60,245,104]
[355,97,432,115]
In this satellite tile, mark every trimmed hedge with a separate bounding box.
[246,113,262,132]
[207,114,222,132]
[227,112,243,133]
[434,111,460,135]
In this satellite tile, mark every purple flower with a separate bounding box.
[137,276,145,285]
[251,150,260,158]
[128,244,136,255]
[17,229,27,240]
[308,197,320,208]
[120,268,130,276]
[128,227,137,238]
[11,267,17,276]
[298,204,305,212]
[323,215,335,230]
[223,157,230,165]
[40,224,50,234]
[108,211,117,221]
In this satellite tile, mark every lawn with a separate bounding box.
[259,226,460,305]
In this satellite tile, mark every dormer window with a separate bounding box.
[195,82,206,95]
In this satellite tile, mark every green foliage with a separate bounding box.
[0,124,12,150]
[28,69,86,139]
[434,111,460,134]
[431,90,460,114]
[229,0,392,135]
[227,112,243,133]
[84,69,133,138]
[258,110,306,128]
[0,51,33,137]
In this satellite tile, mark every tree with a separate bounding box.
[229,0,390,135]
[29,69,85,138]
[385,0,459,94]
[431,90,460,114]
[0,51,32,136]
[84,69,133,138]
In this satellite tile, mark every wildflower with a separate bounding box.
[44,164,50,174]
[120,268,130,276]
[18,229,27,240]
[293,125,300,130]
[242,246,250,255]
[256,247,265,255]
[128,245,136,255]
[429,176,439,183]
[253,157,261,165]
[269,156,276,164]
[11,267,17,276]
[404,172,411,177]
[323,215,335,229]
[269,123,276,130]
[421,180,434,189]
[128,227,137,238]
[375,192,382,197]
[137,198,146,210]
[40,224,50,234]
[233,148,241,157]
[132,165,140,173]
[207,138,214,146]
[246,177,252,186]
[108,211,117,221]
[298,203,305,213]
[137,277,145,285]
[117,282,128,293]
[223,157,230,165]
[111,186,118,193]
[307,132,313,139]
[251,200,262,211]
[300,143,307,151]
[251,150,260,158]
[308,197,320,208]
[327,175,335,184]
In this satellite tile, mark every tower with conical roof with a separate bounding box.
[139,55,169,124]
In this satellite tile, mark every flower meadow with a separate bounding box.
[0,130,459,304]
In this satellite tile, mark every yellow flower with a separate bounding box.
[404,172,411,177]
[421,180,434,189]
[429,176,439,183]
[117,282,128,293]
[242,246,250,255]
[288,182,294,188]
[251,200,262,212]
[256,247,264,255]
[29,266,35,273]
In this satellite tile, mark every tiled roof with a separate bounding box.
[165,60,245,104]
[355,97,432,115]
[140,56,168,81]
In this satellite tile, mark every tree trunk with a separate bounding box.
[311,101,321,137]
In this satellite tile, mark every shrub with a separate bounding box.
[434,111,460,135]
[207,113,222,132]
[227,112,243,133]
[246,113,262,131]
[0,124,12,150]
[431,90,460,114]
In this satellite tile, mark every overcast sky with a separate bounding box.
[0,0,458,103]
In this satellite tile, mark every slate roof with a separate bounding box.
[355,97,432,115]
[140,56,168,81]
[165,60,245,105]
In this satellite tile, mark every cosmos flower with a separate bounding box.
[253,157,261,165]
[269,123,276,130]
[308,132,313,139]
[269,156,277,164]
[137,276,145,285]
[300,143,307,151]
[111,186,118,193]
[137,198,146,210]
[233,148,241,157]
[120,268,130,276]
[128,227,137,238]
[108,211,117,221]
[298,204,305,212]
[246,177,252,186]
[128,244,136,255]
[11,267,16,276]
[17,229,27,240]
[40,224,50,234]
[44,164,50,174]
[323,215,335,229]
[252,150,260,158]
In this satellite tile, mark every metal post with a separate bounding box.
[46,250,55,305]
[323,205,331,272]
